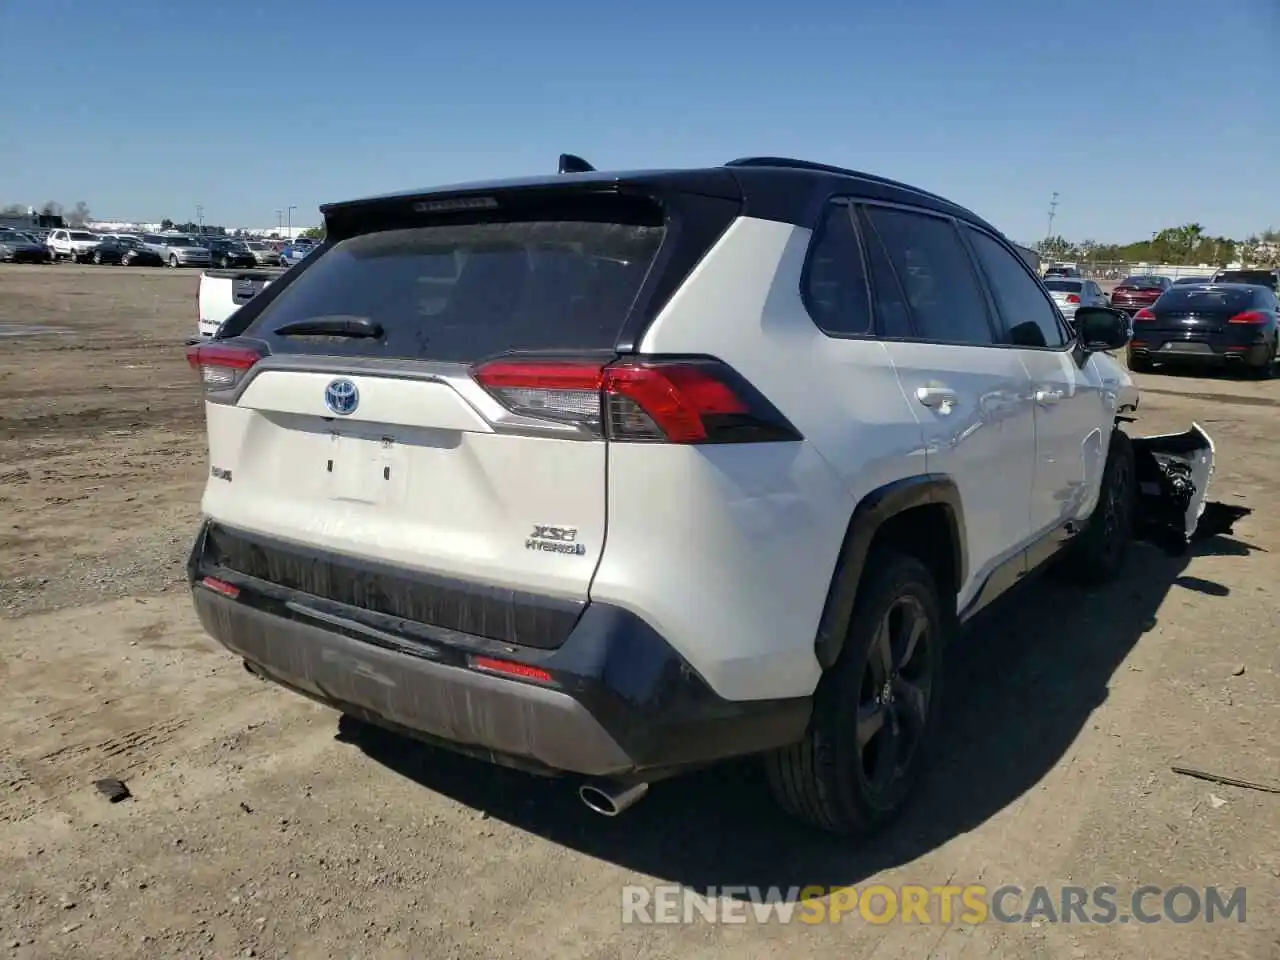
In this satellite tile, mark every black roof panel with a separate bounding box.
[322,158,999,236]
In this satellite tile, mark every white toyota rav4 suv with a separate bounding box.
[186,156,1221,835]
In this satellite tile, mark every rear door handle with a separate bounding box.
[1035,388,1063,406]
[915,386,958,410]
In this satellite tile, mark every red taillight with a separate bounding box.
[186,343,262,391]
[1133,308,1155,322]
[1065,294,1081,304]
[1228,310,1268,325]
[470,655,554,684]
[200,575,240,599]
[472,356,799,444]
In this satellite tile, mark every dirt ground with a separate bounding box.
[0,264,1277,959]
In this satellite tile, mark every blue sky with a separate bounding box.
[1,0,1276,242]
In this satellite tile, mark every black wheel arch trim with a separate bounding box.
[814,474,966,670]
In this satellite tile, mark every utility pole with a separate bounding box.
[196,204,204,233]
[287,205,297,239]
[1046,191,1059,244]
[275,209,283,235]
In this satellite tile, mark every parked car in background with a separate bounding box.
[195,265,285,337]
[205,238,257,269]
[1173,276,1215,286]
[85,236,130,265]
[279,239,319,267]
[1044,264,1081,278]
[1110,275,1172,314]
[1211,268,1280,294]
[107,235,165,267]
[1128,282,1278,377]
[241,240,281,266]
[47,229,105,263]
[0,229,53,263]
[1043,277,1109,323]
[142,233,213,268]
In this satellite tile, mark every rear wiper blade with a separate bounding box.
[272,316,384,338]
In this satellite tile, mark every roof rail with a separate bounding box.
[724,156,954,206]
[558,153,596,174]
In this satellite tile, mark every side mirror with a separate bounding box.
[1074,305,1131,352]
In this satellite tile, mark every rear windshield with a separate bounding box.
[1120,276,1163,288]
[1043,279,1083,292]
[1157,287,1255,311]
[245,216,666,362]
[1213,270,1277,288]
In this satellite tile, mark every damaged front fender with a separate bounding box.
[1130,422,1251,554]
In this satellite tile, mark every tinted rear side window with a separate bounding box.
[861,206,996,346]
[803,202,872,336]
[1157,288,1256,311]
[245,215,666,362]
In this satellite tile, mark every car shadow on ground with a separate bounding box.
[340,535,1253,894]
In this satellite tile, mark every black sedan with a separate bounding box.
[1128,283,1279,378]
[204,239,256,269]
[108,237,164,267]
[0,231,52,263]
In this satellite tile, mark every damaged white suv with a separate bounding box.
[185,155,1230,836]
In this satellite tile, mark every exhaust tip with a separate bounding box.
[578,781,649,817]
[579,785,619,816]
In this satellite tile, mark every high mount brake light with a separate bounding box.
[186,343,262,391]
[472,357,800,444]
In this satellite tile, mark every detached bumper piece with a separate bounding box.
[1131,422,1251,555]
[187,521,810,779]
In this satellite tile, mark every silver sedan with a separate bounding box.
[1043,277,1109,322]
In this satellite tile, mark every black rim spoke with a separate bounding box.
[871,618,893,685]
[869,714,901,792]
[893,677,928,727]
[856,594,933,801]
[856,699,887,749]
[897,607,926,671]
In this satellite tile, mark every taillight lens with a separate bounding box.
[472,356,801,444]
[1065,294,1081,304]
[186,342,262,391]
[1228,310,1268,325]
[1133,308,1155,322]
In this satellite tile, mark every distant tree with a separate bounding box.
[0,203,24,216]
[66,201,91,227]
[1033,235,1075,261]
[40,201,63,217]
[160,218,175,231]
[300,226,325,239]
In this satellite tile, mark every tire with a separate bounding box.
[1245,338,1276,380]
[1127,352,1153,373]
[92,251,103,265]
[1057,429,1135,585]
[765,548,945,836]
[168,255,178,268]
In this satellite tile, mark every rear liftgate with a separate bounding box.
[1130,422,1251,553]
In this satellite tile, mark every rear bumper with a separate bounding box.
[1129,333,1270,365]
[187,522,810,778]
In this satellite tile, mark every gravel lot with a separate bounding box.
[1,265,1277,959]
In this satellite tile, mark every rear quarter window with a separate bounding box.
[244,216,666,363]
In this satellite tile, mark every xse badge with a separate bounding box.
[526,525,587,556]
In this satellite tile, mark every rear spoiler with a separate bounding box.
[558,153,595,174]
